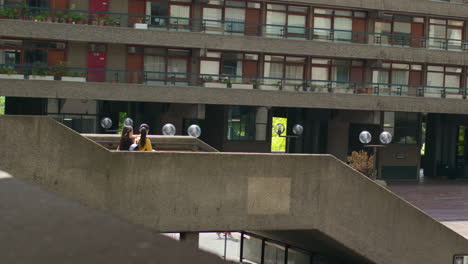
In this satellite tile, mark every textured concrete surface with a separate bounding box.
[0,19,467,65]
[1,116,468,264]
[288,0,468,18]
[388,180,468,238]
[0,170,232,264]
[3,79,468,115]
[82,134,219,152]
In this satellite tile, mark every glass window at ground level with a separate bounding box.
[227,106,257,141]
[384,112,419,144]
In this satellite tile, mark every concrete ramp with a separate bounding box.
[0,116,467,264]
[0,170,232,264]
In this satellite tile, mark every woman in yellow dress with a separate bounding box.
[135,123,154,151]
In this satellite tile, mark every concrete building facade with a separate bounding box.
[2,0,468,179]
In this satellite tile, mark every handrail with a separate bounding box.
[1,5,467,51]
[0,63,466,98]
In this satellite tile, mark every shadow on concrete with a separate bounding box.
[0,171,232,264]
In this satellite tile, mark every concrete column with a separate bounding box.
[179,232,199,248]
[192,1,203,32]
[327,119,349,161]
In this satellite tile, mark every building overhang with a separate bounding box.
[2,79,468,114]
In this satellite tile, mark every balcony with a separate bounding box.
[1,5,468,54]
[0,63,465,99]
[2,63,468,115]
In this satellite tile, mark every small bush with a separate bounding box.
[347,150,375,179]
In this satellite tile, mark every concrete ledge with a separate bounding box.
[1,116,468,264]
[2,79,468,114]
[287,0,468,18]
[0,170,232,264]
[0,19,467,65]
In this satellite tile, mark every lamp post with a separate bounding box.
[359,130,392,180]
[275,123,304,153]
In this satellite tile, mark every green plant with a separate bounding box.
[4,7,19,19]
[31,67,50,76]
[104,17,119,25]
[202,76,214,82]
[71,13,84,22]
[49,61,68,78]
[34,12,47,21]
[0,66,17,75]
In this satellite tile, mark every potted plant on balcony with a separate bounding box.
[134,17,147,29]
[61,71,86,82]
[72,13,85,24]
[232,80,254,89]
[33,12,47,22]
[104,17,119,26]
[30,67,54,80]
[259,80,281,91]
[62,12,73,23]
[0,66,24,79]
[202,76,227,88]
[4,7,19,19]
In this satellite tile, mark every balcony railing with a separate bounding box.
[1,5,468,52]
[0,64,465,99]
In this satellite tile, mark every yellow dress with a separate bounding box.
[135,137,153,151]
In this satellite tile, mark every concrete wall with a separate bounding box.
[66,42,87,68]
[3,79,468,115]
[0,171,232,264]
[2,20,468,66]
[1,116,467,264]
[289,0,468,19]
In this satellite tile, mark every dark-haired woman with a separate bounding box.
[135,123,154,151]
[117,125,134,151]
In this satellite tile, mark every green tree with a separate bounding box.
[0,96,5,115]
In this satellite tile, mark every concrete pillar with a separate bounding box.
[179,232,199,248]
[106,44,127,83]
[327,119,349,161]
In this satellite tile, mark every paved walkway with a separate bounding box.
[388,180,468,238]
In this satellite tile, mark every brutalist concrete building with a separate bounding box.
[2,1,468,254]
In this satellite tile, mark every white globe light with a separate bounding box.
[187,124,201,138]
[275,123,285,135]
[359,131,372,144]
[379,131,392,144]
[100,117,112,129]
[292,124,304,136]
[123,117,133,127]
[162,123,176,136]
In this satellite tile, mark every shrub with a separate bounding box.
[347,150,375,179]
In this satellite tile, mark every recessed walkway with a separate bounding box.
[388,180,468,238]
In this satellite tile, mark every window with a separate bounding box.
[372,62,421,95]
[0,39,65,70]
[374,14,424,47]
[310,58,364,90]
[202,0,255,33]
[264,55,305,86]
[129,46,190,84]
[200,51,258,82]
[266,4,308,38]
[384,112,419,144]
[429,18,464,50]
[426,65,462,95]
[313,8,367,42]
[227,106,256,141]
[146,0,191,28]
